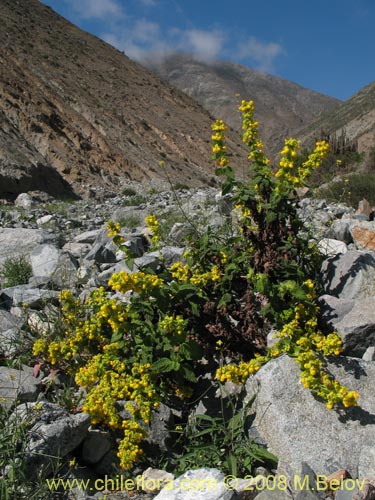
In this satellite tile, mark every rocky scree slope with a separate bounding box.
[145,53,340,158]
[0,0,248,200]
[2,190,375,499]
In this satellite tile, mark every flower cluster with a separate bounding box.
[216,355,267,384]
[107,220,125,244]
[159,315,187,336]
[275,139,330,187]
[211,119,229,167]
[145,214,161,247]
[108,270,163,295]
[238,99,269,165]
[170,260,222,287]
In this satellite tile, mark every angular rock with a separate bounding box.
[82,427,113,465]
[84,241,117,264]
[30,244,79,287]
[73,229,101,244]
[319,295,375,357]
[0,327,32,357]
[351,224,375,252]
[335,481,360,500]
[154,468,239,500]
[356,199,373,218]
[244,355,375,479]
[36,214,56,227]
[30,244,60,277]
[327,219,353,244]
[0,228,57,264]
[321,251,375,299]
[62,241,91,258]
[0,366,41,408]
[1,285,59,308]
[363,347,375,361]
[15,193,34,209]
[318,238,347,257]
[140,468,175,494]
[14,402,90,478]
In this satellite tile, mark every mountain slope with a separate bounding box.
[298,80,375,157]
[145,53,340,157]
[0,0,247,199]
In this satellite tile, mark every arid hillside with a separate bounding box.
[145,53,341,157]
[0,0,248,199]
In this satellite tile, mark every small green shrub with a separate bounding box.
[173,387,277,476]
[121,194,146,206]
[0,256,32,288]
[117,214,142,229]
[122,187,137,197]
[173,183,191,191]
[316,173,375,208]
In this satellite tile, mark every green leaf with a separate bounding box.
[152,358,178,373]
[125,257,134,270]
[217,293,232,309]
[265,210,277,224]
[226,452,238,476]
[180,364,197,383]
[178,340,202,361]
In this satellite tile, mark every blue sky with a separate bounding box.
[40,0,375,100]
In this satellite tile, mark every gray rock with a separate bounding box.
[145,403,174,453]
[30,244,60,277]
[14,402,90,478]
[327,219,353,244]
[30,244,79,288]
[321,251,375,299]
[294,491,322,500]
[62,242,91,258]
[334,481,360,500]
[0,228,57,264]
[140,468,175,494]
[15,193,34,209]
[254,491,292,500]
[0,327,32,357]
[36,214,55,226]
[1,285,59,308]
[319,295,375,357]
[318,238,347,256]
[93,448,120,476]
[82,427,113,465]
[244,355,375,479]
[73,229,101,244]
[363,347,375,361]
[154,468,239,500]
[0,366,41,408]
[0,309,23,331]
[97,261,133,285]
[159,246,185,265]
[169,223,192,244]
[84,241,117,264]
[358,445,375,479]
[133,253,160,272]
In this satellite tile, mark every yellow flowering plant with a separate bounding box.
[33,100,358,475]
[210,99,357,410]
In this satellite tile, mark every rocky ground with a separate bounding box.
[1,186,375,500]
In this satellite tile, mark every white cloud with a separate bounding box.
[102,20,172,61]
[236,37,284,72]
[179,29,226,62]
[64,0,125,20]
